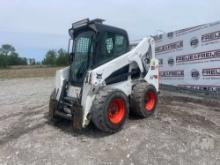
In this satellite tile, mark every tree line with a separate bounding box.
[0,44,28,68]
[0,44,69,68]
[42,49,69,66]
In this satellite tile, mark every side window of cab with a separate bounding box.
[98,32,128,64]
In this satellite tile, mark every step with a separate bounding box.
[55,110,72,120]
[64,96,74,102]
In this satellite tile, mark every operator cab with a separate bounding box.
[68,18,129,86]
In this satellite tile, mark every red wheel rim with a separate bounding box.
[145,91,155,111]
[108,98,125,124]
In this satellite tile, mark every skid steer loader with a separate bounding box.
[49,18,159,133]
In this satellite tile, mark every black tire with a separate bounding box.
[130,82,158,118]
[91,87,129,133]
[48,89,59,121]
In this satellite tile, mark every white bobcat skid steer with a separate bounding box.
[49,18,159,133]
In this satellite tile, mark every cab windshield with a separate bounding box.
[70,30,94,85]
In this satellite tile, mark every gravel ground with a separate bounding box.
[0,78,220,165]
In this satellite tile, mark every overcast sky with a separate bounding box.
[0,0,219,61]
